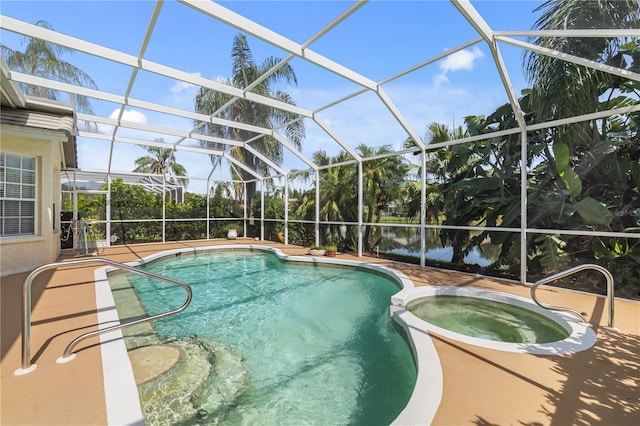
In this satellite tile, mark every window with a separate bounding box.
[0,152,36,236]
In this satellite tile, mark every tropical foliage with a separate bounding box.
[194,33,305,220]
[133,142,189,188]
[0,20,97,113]
[73,179,242,244]
[521,0,640,295]
[290,145,409,251]
[287,0,640,297]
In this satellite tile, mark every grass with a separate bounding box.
[378,215,420,224]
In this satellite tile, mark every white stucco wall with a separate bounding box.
[0,126,67,276]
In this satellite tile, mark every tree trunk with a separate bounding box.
[363,206,375,251]
[246,180,256,221]
[118,210,126,244]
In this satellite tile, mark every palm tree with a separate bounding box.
[291,150,353,245]
[403,122,480,263]
[1,20,97,113]
[194,33,305,220]
[133,143,189,188]
[358,144,409,250]
[524,0,639,138]
[523,0,638,212]
[293,146,408,251]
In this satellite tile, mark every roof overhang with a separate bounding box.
[1,59,78,168]
[0,107,77,168]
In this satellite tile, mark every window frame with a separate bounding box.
[0,151,38,237]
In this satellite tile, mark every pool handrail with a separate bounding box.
[531,264,617,331]
[14,257,192,376]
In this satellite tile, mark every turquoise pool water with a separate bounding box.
[120,251,416,425]
[407,295,570,344]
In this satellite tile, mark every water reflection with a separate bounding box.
[374,227,500,267]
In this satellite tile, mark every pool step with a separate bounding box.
[130,336,249,425]
[109,273,170,349]
[192,338,250,422]
[110,274,250,424]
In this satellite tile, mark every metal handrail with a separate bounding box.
[531,264,615,330]
[14,258,192,375]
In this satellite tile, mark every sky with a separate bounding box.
[0,0,545,194]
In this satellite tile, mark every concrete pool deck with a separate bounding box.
[1,239,638,425]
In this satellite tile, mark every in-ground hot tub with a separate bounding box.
[392,286,597,355]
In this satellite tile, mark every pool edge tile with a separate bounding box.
[95,267,145,426]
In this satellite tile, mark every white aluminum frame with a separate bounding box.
[1,0,638,285]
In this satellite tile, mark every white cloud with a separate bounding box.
[167,72,209,111]
[170,72,201,94]
[109,108,148,124]
[434,47,485,87]
[95,108,149,135]
[440,47,484,72]
[432,72,449,87]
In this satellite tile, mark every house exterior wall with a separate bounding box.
[0,126,67,276]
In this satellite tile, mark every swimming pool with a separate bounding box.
[111,249,418,425]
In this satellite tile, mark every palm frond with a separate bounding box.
[1,20,97,113]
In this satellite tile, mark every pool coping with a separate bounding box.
[94,267,145,425]
[94,244,447,426]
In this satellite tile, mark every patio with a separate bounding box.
[1,240,638,425]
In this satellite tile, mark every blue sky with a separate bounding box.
[1,0,544,193]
